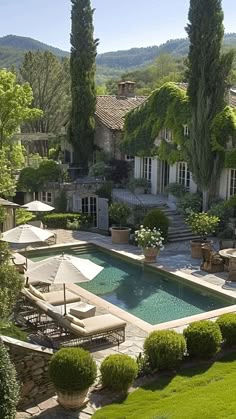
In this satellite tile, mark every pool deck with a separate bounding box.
[17,230,236,418]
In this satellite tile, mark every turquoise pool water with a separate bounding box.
[30,247,234,325]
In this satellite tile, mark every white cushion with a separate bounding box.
[28,284,47,301]
[64,313,85,328]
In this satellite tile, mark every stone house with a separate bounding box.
[134,87,236,201]
[61,81,147,164]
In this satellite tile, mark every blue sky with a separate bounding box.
[0,0,235,53]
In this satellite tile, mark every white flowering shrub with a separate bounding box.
[135,226,164,249]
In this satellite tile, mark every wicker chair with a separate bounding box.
[201,244,224,273]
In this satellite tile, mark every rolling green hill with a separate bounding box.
[0,33,235,81]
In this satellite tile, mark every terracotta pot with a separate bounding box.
[143,247,159,263]
[111,227,131,244]
[56,388,89,410]
[190,239,213,259]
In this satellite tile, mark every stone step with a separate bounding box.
[168,235,199,242]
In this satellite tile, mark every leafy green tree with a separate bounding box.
[17,159,61,192]
[15,208,35,226]
[0,340,20,419]
[0,264,23,319]
[0,69,42,149]
[69,0,99,169]
[186,0,234,210]
[20,51,70,134]
[0,152,17,197]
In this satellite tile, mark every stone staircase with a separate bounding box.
[112,188,199,243]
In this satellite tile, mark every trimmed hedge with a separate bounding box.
[143,209,170,242]
[49,348,97,392]
[143,330,186,370]
[184,320,222,359]
[216,313,236,346]
[100,354,138,393]
[42,213,89,229]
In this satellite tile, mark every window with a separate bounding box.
[177,162,190,190]
[161,128,172,142]
[183,125,189,136]
[125,155,134,161]
[41,192,52,203]
[229,169,236,197]
[82,196,97,227]
[143,158,152,181]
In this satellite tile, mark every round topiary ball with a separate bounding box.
[143,330,186,370]
[100,354,138,393]
[184,320,222,359]
[143,209,170,242]
[216,313,236,346]
[49,347,97,392]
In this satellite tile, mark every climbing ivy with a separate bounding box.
[121,82,236,167]
[121,82,190,162]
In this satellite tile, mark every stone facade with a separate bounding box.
[94,121,123,160]
[1,336,54,408]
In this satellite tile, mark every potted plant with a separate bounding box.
[186,212,220,259]
[109,202,131,244]
[128,178,149,194]
[48,347,97,409]
[164,183,187,207]
[135,225,164,263]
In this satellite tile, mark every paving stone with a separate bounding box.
[25,405,41,415]
[37,398,58,410]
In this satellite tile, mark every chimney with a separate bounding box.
[117,81,136,98]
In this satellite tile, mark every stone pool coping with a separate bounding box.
[26,240,236,333]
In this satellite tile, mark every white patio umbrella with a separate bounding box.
[1,224,54,244]
[1,224,55,269]
[27,253,104,314]
[22,200,55,212]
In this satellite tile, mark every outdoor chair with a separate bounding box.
[200,244,224,273]
[27,284,81,306]
[18,288,126,348]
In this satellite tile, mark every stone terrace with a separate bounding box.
[16,230,236,418]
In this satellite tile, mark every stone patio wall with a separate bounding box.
[1,336,54,408]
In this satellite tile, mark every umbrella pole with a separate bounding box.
[63,283,67,315]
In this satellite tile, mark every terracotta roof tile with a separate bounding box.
[95,95,147,130]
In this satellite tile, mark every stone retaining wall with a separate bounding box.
[1,336,55,408]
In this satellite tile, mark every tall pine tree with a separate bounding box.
[69,0,98,170]
[186,0,234,210]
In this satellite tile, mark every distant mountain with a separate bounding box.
[96,33,236,69]
[0,33,235,80]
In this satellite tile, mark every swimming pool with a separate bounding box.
[30,246,234,326]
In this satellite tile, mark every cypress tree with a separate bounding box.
[69,0,99,171]
[186,0,234,210]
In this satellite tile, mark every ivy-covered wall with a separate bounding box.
[121,82,236,168]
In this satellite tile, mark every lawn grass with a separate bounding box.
[93,352,236,419]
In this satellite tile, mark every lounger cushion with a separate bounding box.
[29,285,47,301]
[44,290,81,306]
[64,313,85,328]
[83,314,127,335]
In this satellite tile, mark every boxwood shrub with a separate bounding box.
[100,354,138,393]
[143,330,186,370]
[184,320,222,359]
[216,313,236,346]
[49,348,97,392]
[0,341,20,419]
[143,209,170,242]
[42,213,89,229]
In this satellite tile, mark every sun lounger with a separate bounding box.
[18,288,126,347]
[28,284,81,306]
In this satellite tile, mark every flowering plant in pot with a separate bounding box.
[48,347,97,409]
[109,202,131,244]
[135,226,164,263]
[186,212,220,258]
